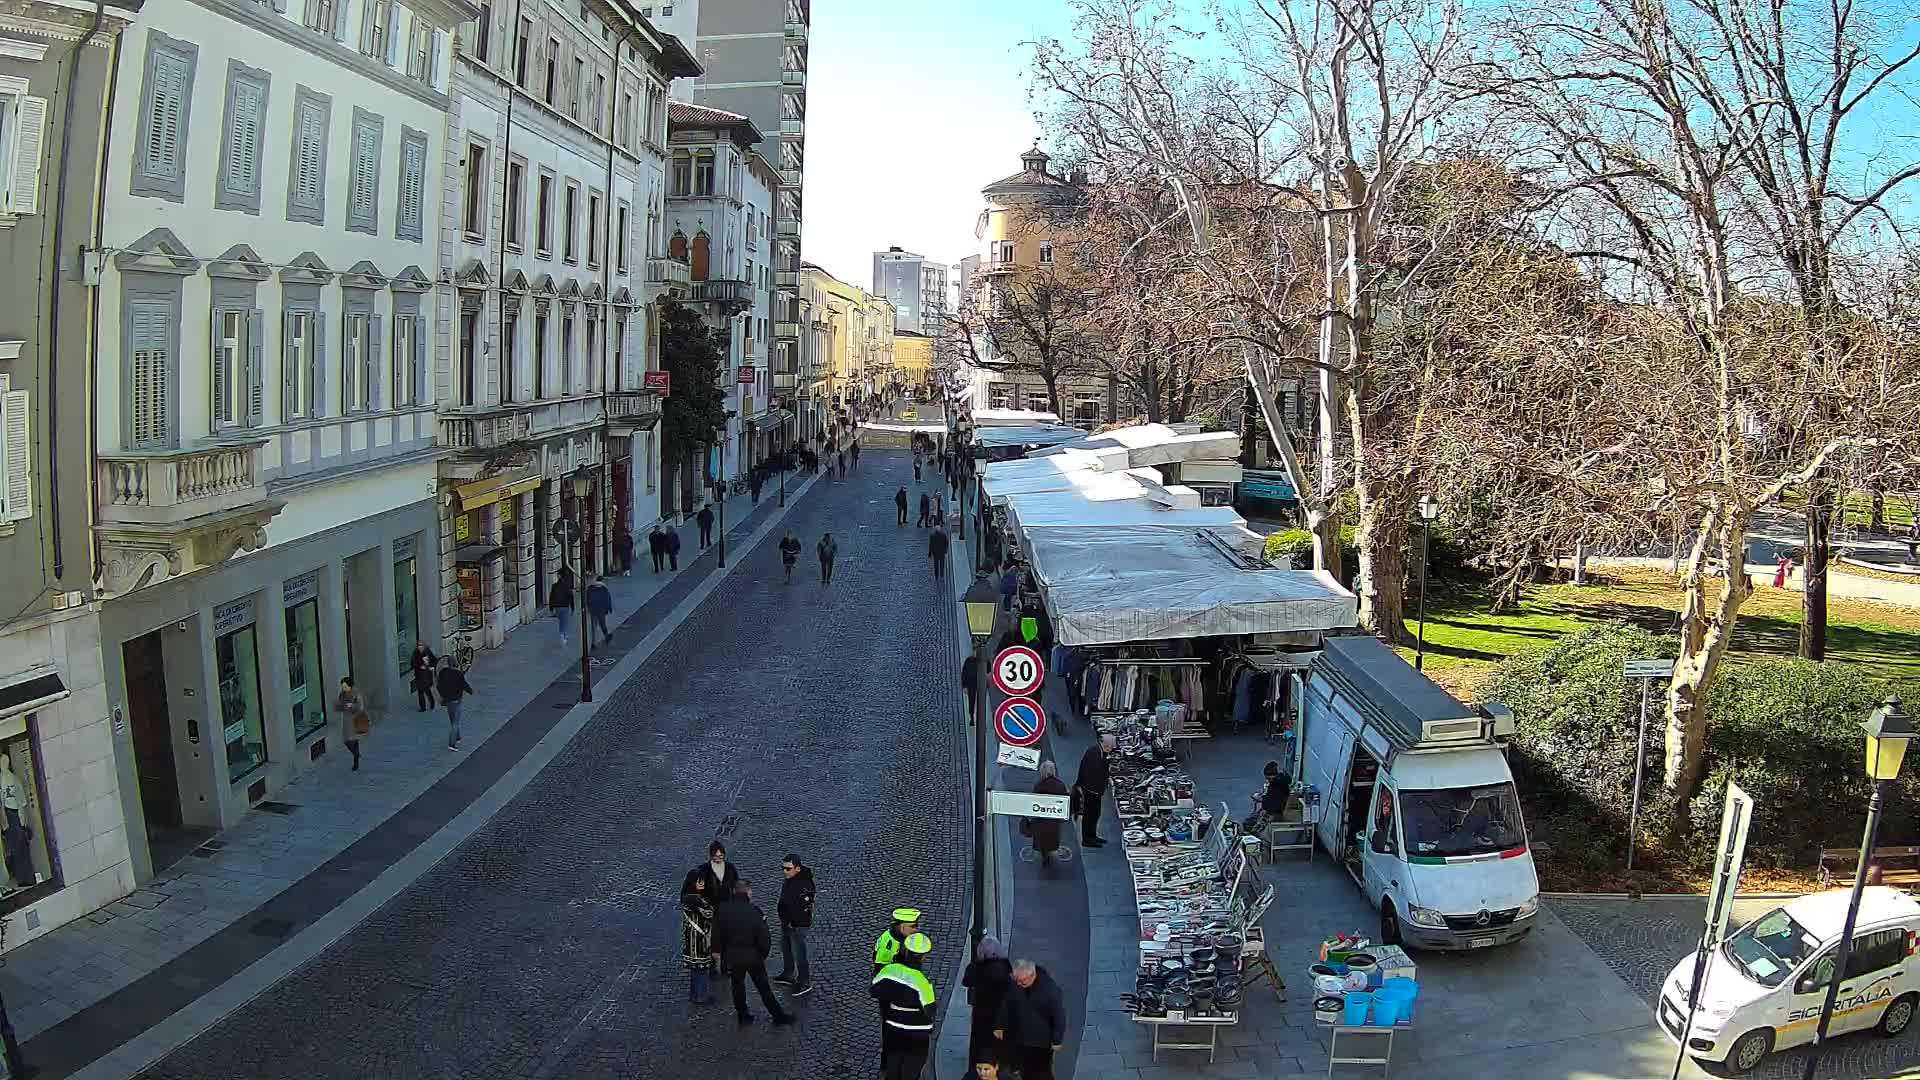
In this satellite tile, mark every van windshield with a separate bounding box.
[1398,784,1524,858]
[1721,908,1819,988]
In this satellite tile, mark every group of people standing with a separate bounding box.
[679,841,816,1026]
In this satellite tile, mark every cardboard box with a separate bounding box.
[1372,945,1417,983]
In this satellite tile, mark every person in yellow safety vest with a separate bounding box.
[871,932,937,1080]
[874,907,921,975]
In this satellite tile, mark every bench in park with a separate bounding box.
[1817,845,1920,890]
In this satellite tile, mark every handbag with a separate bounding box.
[353,710,371,735]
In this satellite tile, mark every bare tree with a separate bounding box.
[975,268,1101,417]
[1465,0,1920,803]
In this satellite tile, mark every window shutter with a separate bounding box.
[367,313,383,410]
[1,378,27,522]
[402,139,424,236]
[414,315,428,405]
[130,304,172,447]
[353,124,378,222]
[9,95,46,215]
[297,106,324,206]
[282,311,298,416]
[248,308,265,424]
[210,308,229,427]
[387,5,402,66]
[312,317,327,416]
[333,0,349,41]
[146,57,186,180]
[230,81,263,196]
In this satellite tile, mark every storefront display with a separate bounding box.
[283,571,326,741]
[0,727,51,899]
[456,566,485,630]
[502,498,520,610]
[214,597,267,782]
[394,535,419,670]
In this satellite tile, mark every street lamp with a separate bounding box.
[1803,696,1914,1080]
[1415,494,1440,672]
[962,576,1000,949]
[572,464,594,703]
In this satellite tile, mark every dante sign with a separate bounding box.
[989,790,1071,820]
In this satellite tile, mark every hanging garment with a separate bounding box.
[1232,670,1254,730]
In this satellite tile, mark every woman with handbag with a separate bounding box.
[335,676,369,772]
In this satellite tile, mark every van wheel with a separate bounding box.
[1879,993,1918,1036]
[1379,903,1403,947]
[1724,1029,1772,1074]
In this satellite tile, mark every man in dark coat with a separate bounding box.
[697,504,715,548]
[1074,735,1115,847]
[895,487,910,526]
[994,959,1068,1080]
[648,525,667,572]
[928,527,950,578]
[775,854,815,994]
[918,491,932,528]
[713,879,795,1026]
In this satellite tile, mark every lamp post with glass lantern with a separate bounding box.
[572,465,593,703]
[1802,696,1913,1080]
[1415,494,1440,671]
[962,576,1000,948]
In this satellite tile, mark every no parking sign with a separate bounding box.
[994,696,1045,747]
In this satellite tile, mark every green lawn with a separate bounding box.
[1401,567,1920,699]
[1779,489,1916,530]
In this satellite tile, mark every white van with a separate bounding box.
[1659,887,1920,1074]
[1299,635,1540,950]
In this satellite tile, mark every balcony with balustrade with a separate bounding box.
[692,278,753,312]
[605,389,664,435]
[94,440,285,596]
[646,256,693,299]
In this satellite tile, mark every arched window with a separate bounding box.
[668,231,688,261]
[690,231,710,282]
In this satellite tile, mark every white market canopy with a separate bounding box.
[974,407,1062,426]
[971,424,1086,450]
[1001,488,1246,534]
[1027,424,1243,468]
[1022,526,1359,646]
[983,464,1165,506]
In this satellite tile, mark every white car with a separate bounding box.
[1659,887,1920,1074]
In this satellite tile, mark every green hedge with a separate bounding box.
[1483,623,1917,875]
[1263,524,1470,589]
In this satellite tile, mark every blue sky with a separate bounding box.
[799,0,1075,290]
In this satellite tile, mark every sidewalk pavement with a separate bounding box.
[2,475,801,1048]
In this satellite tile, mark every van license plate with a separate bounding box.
[1469,937,1495,949]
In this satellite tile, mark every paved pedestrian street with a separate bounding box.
[53,451,968,1080]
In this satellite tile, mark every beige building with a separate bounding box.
[800,263,894,439]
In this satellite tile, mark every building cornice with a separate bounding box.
[184,0,449,110]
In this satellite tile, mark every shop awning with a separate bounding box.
[983,466,1165,507]
[0,666,67,722]
[1001,488,1246,534]
[454,542,505,564]
[1021,526,1358,646]
[750,409,794,430]
[454,471,542,511]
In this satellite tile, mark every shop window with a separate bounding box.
[503,496,521,609]
[988,384,1013,410]
[394,550,419,672]
[1024,389,1049,413]
[0,723,53,904]
[284,574,326,741]
[215,608,267,782]
[1073,393,1102,424]
[457,566,486,630]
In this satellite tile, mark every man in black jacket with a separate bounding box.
[1074,735,1115,847]
[434,657,470,751]
[774,854,815,995]
[994,959,1067,1079]
[712,879,795,1026]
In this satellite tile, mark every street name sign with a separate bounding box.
[992,645,1045,696]
[996,743,1041,770]
[993,696,1045,747]
[990,790,1071,820]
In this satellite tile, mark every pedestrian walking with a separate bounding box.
[837,449,847,476]
[649,525,667,572]
[929,526,950,578]
[1074,735,1114,847]
[549,570,575,646]
[895,487,911,525]
[963,936,1013,1078]
[750,472,763,503]
[999,559,1020,611]
[697,839,739,902]
[779,529,803,583]
[851,441,861,468]
[913,454,923,482]
[918,491,932,528]
[1023,761,1069,866]
[681,870,719,1005]
[872,932,937,1079]
[436,655,471,750]
[933,492,946,524]
[697,504,715,548]
[667,526,681,569]
[817,532,838,584]
[585,573,613,646]
[335,676,368,772]
[774,854,815,995]
[615,529,635,576]
[960,653,979,721]
[714,879,796,1026]
[409,640,438,711]
[995,960,1067,1080]
[1773,554,1792,589]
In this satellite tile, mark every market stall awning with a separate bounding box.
[970,424,1086,450]
[1022,526,1358,646]
[750,408,793,430]
[1027,424,1244,468]
[973,407,1062,426]
[1001,488,1247,535]
[983,466,1165,506]
[454,470,542,511]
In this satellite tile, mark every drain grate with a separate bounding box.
[247,916,294,940]
[255,801,298,815]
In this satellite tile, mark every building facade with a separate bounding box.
[664,100,783,496]
[871,247,951,338]
[0,0,139,950]
[87,0,475,893]
[437,0,695,649]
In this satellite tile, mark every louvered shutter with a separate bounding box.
[247,308,265,424]
[332,0,348,41]
[296,105,323,207]
[282,311,299,417]
[312,318,327,416]
[402,140,424,237]
[130,303,172,447]
[354,125,377,220]
[210,308,230,428]
[9,96,46,215]
[146,56,186,180]
[367,313,383,410]
[414,315,428,406]
[230,80,263,196]
[0,375,25,521]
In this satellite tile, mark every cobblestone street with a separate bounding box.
[130,451,968,1080]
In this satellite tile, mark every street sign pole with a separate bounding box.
[1623,659,1675,876]
[1671,783,1752,1080]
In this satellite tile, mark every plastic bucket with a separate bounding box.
[1375,978,1418,1026]
[1345,953,1377,987]
[1341,990,1373,1026]
[1313,996,1344,1024]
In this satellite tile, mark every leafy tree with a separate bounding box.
[658,299,728,491]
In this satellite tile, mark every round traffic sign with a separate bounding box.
[994,696,1046,747]
[992,645,1045,697]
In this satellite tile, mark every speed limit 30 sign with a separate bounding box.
[992,645,1045,697]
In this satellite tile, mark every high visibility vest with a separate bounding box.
[874,928,905,971]
[871,962,937,1036]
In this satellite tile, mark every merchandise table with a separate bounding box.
[1320,1022,1400,1076]
[1134,1011,1237,1062]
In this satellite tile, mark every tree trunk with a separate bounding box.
[1800,483,1831,660]
[1871,487,1885,531]
[1664,507,1750,805]
[1353,478,1410,644]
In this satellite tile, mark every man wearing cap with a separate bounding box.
[874,908,921,975]
[871,932,938,1079]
